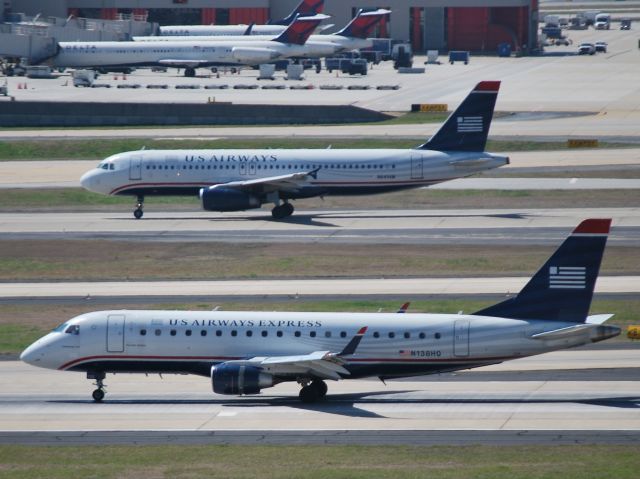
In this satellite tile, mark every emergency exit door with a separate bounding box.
[411,155,423,179]
[129,157,142,180]
[107,314,125,353]
[454,320,470,357]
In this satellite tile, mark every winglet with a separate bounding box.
[397,302,410,313]
[339,327,367,356]
[243,23,255,36]
[573,219,611,235]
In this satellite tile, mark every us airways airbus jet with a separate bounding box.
[21,219,619,403]
[80,81,509,219]
[135,9,392,58]
[160,0,325,37]
[50,14,328,78]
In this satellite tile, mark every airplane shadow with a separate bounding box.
[50,393,640,419]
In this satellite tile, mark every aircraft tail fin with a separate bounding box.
[474,219,611,323]
[417,81,500,152]
[273,0,325,26]
[273,13,328,45]
[335,8,391,39]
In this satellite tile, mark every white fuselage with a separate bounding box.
[133,34,371,56]
[52,39,307,69]
[160,25,288,37]
[80,148,509,200]
[20,309,615,379]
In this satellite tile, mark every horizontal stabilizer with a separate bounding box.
[530,324,594,340]
[586,314,615,325]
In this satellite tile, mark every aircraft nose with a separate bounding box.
[20,341,42,365]
[80,169,101,193]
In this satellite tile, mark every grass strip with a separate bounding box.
[0,240,636,281]
[1,298,635,355]
[0,444,637,479]
[0,188,638,211]
[0,138,635,161]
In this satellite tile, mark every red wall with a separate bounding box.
[229,8,269,25]
[448,6,530,51]
[202,8,216,25]
[100,8,118,20]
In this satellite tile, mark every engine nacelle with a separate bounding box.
[231,47,281,63]
[211,363,274,395]
[200,186,261,212]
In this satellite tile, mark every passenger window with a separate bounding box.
[276,331,283,337]
[140,329,147,336]
[201,330,207,337]
[155,329,161,336]
[434,333,441,339]
[246,330,253,337]
[310,331,316,338]
[170,330,176,336]
[261,331,268,337]
[325,331,331,338]
[388,332,395,339]
[294,331,301,337]
[231,330,237,337]
[373,332,380,338]
[404,332,411,339]
[186,330,192,336]
[340,331,347,338]
[216,330,222,337]
[419,332,426,339]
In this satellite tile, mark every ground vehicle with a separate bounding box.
[594,13,611,30]
[595,41,607,53]
[578,42,596,55]
[72,69,96,87]
[620,18,631,30]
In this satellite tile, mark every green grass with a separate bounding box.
[0,138,635,161]
[1,298,635,355]
[0,444,637,479]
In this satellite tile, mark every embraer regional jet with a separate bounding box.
[80,81,509,219]
[21,219,619,403]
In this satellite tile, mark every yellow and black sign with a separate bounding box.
[627,326,640,340]
[419,104,448,113]
[567,139,599,148]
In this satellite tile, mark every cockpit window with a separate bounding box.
[109,163,115,170]
[65,325,80,335]
[53,322,69,332]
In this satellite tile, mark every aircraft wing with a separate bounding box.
[209,168,321,195]
[225,326,367,380]
[158,59,210,68]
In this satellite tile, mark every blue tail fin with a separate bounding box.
[475,219,611,323]
[273,0,325,26]
[417,81,500,152]
[335,9,391,39]
[273,14,327,45]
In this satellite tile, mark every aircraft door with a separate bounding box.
[453,320,470,357]
[129,156,142,180]
[411,155,423,179]
[239,162,247,175]
[249,162,257,175]
[106,314,125,353]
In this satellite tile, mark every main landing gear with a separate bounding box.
[89,371,106,402]
[298,379,328,403]
[184,67,196,78]
[271,201,294,220]
[133,195,144,219]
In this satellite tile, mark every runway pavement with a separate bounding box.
[1,350,639,445]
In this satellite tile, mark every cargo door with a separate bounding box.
[107,314,125,353]
[411,154,423,179]
[453,320,470,357]
[129,156,142,180]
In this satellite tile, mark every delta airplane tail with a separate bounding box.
[335,8,391,39]
[274,14,327,45]
[273,0,325,26]
[418,81,500,152]
[475,219,611,323]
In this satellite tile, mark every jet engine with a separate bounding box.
[211,363,274,395]
[231,47,281,63]
[200,186,261,212]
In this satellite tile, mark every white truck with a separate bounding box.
[594,13,611,30]
[72,69,96,87]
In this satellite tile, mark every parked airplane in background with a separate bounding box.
[80,81,509,219]
[50,14,328,77]
[159,0,325,37]
[134,9,391,58]
[21,219,619,403]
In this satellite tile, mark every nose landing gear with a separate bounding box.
[88,371,106,402]
[133,195,144,219]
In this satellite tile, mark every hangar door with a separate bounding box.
[107,314,125,353]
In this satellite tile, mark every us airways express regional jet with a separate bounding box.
[21,219,619,403]
[80,81,509,219]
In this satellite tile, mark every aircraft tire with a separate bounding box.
[134,209,143,219]
[92,389,105,402]
[312,379,327,398]
[299,385,319,403]
[184,67,196,78]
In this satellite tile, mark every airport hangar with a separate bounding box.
[7,0,539,54]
